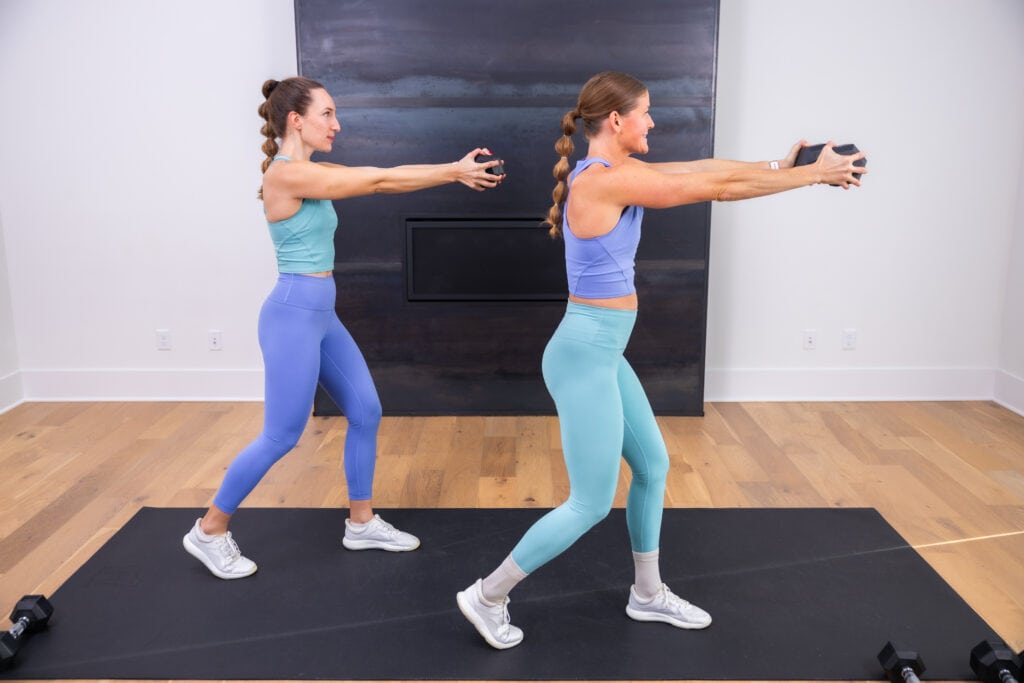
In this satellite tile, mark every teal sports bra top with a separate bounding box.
[266,155,338,273]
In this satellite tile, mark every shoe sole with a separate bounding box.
[182,534,257,580]
[342,537,420,552]
[625,605,712,630]
[456,590,522,650]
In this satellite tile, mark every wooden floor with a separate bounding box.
[1,399,1022,683]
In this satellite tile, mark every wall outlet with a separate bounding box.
[156,329,172,351]
[842,328,858,350]
[208,329,223,351]
[802,329,817,350]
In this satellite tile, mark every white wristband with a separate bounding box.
[769,160,780,170]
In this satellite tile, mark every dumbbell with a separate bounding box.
[970,639,1021,683]
[0,595,53,670]
[878,641,926,683]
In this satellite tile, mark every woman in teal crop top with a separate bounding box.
[457,71,868,649]
[183,76,504,580]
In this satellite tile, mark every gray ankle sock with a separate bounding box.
[481,554,529,603]
[633,549,662,599]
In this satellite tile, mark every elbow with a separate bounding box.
[367,168,395,194]
[708,174,743,202]
[713,186,738,202]
[712,175,758,202]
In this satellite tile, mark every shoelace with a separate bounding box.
[217,532,242,561]
[493,597,514,635]
[369,517,400,538]
[657,586,693,614]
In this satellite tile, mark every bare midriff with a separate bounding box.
[304,271,332,278]
[568,293,638,311]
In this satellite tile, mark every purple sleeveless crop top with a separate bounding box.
[562,157,644,298]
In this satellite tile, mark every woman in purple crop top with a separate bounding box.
[182,76,504,580]
[457,71,867,649]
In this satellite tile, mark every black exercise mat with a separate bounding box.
[2,507,1003,680]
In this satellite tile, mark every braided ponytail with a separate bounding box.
[544,109,579,238]
[256,76,325,200]
[257,81,280,199]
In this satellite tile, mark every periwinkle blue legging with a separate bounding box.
[510,301,670,573]
[213,273,382,514]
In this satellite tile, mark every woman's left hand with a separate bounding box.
[454,148,505,191]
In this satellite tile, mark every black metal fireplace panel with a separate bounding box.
[296,0,719,415]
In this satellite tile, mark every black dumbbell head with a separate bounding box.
[970,639,1022,683]
[10,595,53,630]
[878,641,925,682]
[793,142,866,184]
[0,632,19,668]
[474,154,505,176]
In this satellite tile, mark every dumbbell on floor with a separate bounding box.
[970,639,1021,683]
[0,595,53,670]
[878,641,926,683]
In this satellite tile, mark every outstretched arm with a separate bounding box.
[650,159,771,174]
[599,142,866,209]
[645,140,807,174]
[269,148,503,200]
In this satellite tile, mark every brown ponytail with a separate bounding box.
[256,76,325,199]
[543,71,648,238]
[545,109,579,238]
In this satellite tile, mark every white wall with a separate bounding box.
[0,209,22,412]
[706,0,1024,405]
[0,0,295,404]
[996,122,1024,413]
[0,0,1022,412]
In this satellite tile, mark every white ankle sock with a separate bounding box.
[195,521,217,541]
[481,555,529,603]
[633,549,662,599]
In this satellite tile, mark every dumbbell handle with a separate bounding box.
[6,617,30,641]
[995,668,1019,683]
[899,665,922,683]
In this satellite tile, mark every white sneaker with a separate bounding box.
[182,519,257,580]
[342,514,420,551]
[456,579,524,650]
[625,583,712,629]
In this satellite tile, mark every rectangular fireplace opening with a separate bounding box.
[406,218,567,301]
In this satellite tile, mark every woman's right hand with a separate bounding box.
[453,148,505,191]
[814,142,868,189]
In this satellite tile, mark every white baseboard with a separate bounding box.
[20,368,264,402]
[0,370,25,414]
[704,366,997,402]
[993,370,1024,417]
[11,366,1020,415]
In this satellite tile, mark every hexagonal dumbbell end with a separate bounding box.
[0,631,20,670]
[878,641,926,683]
[10,595,53,632]
[970,639,1022,683]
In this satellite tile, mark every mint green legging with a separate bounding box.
[510,301,670,574]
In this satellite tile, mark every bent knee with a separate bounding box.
[567,496,613,529]
[346,394,382,429]
[262,430,301,454]
[631,451,670,486]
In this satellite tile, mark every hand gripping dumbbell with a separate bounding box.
[970,639,1021,683]
[0,595,53,670]
[878,641,926,683]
